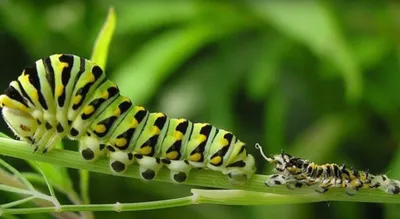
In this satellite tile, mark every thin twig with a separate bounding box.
[0,163,80,219]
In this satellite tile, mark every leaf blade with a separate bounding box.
[90,7,116,69]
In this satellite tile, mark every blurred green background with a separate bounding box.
[1,1,400,219]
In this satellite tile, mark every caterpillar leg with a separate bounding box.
[265,174,289,187]
[79,134,106,161]
[34,128,56,153]
[108,150,134,173]
[315,179,334,194]
[33,120,58,153]
[315,187,329,194]
[342,179,360,196]
[347,178,363,194]
[386,181,400,194]
[304,179,318,187]
[344,187,357,196]
[285,181,306,190]
[294,182,304,188]
[133,154,163,181]
[162,159,192,183]
[42,134,63,154]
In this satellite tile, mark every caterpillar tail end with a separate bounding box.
[386,180,400,195]
[226,154,256,185]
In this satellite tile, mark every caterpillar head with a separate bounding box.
[0,83,37,141]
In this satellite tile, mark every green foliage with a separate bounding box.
[1,1,400,219]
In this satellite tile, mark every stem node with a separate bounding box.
[114,202,122,212]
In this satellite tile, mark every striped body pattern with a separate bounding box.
[255,144,400,195]
[0,54,255,183]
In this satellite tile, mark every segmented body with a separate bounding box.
[255,144,400,195]
[0,54,256,183]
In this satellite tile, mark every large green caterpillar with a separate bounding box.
[0,54,255,183]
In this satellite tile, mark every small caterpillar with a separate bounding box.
[0,54,256,183]
[255,144,400,195]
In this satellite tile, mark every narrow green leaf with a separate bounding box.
[90,7,116,70]
[249,1,362,101]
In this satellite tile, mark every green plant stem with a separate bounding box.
[2,187,400,216]
[0,137,400,206]
[79,170,94,219]
[79,170,90,205]
[0,196,193,215]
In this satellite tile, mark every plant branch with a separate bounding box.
[0,137,399,206]
[0,165,80,219]
[2,187,400,216]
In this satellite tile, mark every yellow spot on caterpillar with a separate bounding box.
[198,134,207,143]
[0,96,11,107]
[95,124,106,133]
[101,90,109,99]
[152,126,160,135]
[83,105,95,115]
[178,118,186,123]
[140,146,152,155]
[56,85,64,97]
[0,96,28,112]
[31,91,38,102]
[115,138,127,148]
[87,73,95,83]
[210,156,222,165]
[135,106,144,111]
[167,151,179,160]
[73,95,82,105]
[0,95,6,107]
[19,74,30,84]
[113,108,121,116]
[130,119,138,127]
[220,138,229,146]
[189,153,202,162]
[59,61,69,68]
[154,112,164,117]
[174,131,183,140]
